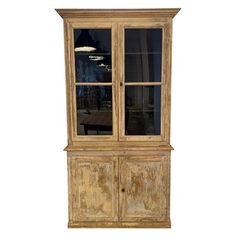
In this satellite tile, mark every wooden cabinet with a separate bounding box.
[56,8,180,228]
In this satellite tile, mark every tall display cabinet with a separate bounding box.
[56,8,180,228]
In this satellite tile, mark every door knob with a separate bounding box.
[120,82,123,86]
[121,188,125,192]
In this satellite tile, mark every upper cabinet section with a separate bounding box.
[57,9,180,144]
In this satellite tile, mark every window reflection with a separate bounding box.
[125,29,162,82]
[125,86,161,135]
[74,29,112,82]
[76,86,112,135]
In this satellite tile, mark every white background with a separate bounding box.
[0,0,236,235]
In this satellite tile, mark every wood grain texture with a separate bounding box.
[62,16,174,143]
[118,21,171,142]
[65,142,174,151]
[57,8,179,228]
[68,220,171,228]
[63,21,73,144]
[65,22,118,142]
[67,149,173,155]
[68,156,118,222]
[68,154,171,227]
[56,8,180,19]
[120,155,169,222]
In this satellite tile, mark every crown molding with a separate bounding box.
[56,8,181,19]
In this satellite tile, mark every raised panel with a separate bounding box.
[68,156,118,222]
[119,155,169,221]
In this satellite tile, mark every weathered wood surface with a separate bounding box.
[56,8,180,19]
[57,8,179,228]
[68,220,171,228]
[61,17,174,143]
[69,156,118,222]
[68,154,170,225]
[120,155,169,221]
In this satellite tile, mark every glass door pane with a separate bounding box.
[124,28,163,136]
[74,29,112,83]
[125,85,161,135]
[76,86,112,135]
[74,29,112,135]
[125,29,162,82]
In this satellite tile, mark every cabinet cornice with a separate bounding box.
[56,8,181,19]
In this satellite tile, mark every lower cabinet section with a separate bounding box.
[68,153,170,228]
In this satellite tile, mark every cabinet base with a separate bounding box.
[68,220,171,228]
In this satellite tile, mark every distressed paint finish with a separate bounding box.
[69,156,118,222]
[120,156,169,221]
[57,9,179,228]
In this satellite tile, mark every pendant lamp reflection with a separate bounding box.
[74,29,97,52]
[97,56,111,72]
[89,55,105,61]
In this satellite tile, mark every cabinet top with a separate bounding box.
[56,8,181,19]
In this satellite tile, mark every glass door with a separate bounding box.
[119,23,167,141]
[71,24,118,141]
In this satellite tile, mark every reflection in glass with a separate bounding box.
[74,29,112,82]
[125,29,162,82]
[76,86,112,135]
[125,86,161,135]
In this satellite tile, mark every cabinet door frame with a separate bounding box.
[118,21,172,142]
[119,154,170,222]
[64,21,119,142]
[68,155,119,222]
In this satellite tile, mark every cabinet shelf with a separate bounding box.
[126,52,161,55]
[75,52,161,55]
[75,52,111,55]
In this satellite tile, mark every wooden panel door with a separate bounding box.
[68,156,118,222]
[119,155,170,221]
